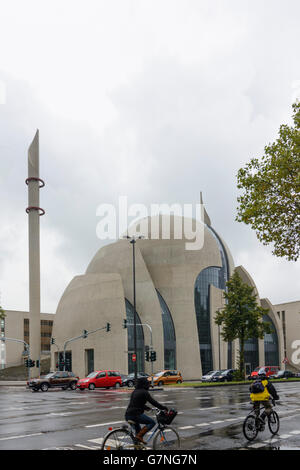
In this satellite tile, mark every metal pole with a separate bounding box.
[131,238,137,383]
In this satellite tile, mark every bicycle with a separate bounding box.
[243,399,280,441]
[101,408,180,450]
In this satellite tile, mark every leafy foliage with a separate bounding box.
[236,101,300,261]
[215,271,271,376]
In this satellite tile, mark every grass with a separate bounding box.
[168,377,300,387]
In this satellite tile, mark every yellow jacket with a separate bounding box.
[250,379,270,402]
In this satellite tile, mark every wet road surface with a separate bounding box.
[0,382,300,450]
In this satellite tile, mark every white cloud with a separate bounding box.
[0,0,299,311]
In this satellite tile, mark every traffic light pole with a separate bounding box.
[125,322,154,387]
[62,324,111,371]
[0,336,31,382]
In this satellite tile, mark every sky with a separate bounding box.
[0,0,299,313]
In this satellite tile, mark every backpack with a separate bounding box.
[250,380,265,394]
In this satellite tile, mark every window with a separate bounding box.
[96,372,106,378]
[125,299,145,374]
[156,289,176,370]
[263,314,279,366]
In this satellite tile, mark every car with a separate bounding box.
[248,367,263,380]
[201,370,220,382]
[122,372,150,387]
[148,370,183,386]
[257,366,280,379]
[212,369,237,382]
[76,370,122,390]
[272,370,295,379]
[27,371,79,392]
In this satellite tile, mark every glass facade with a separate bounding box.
[156,289,176,370]
[263,314,279,365]
[194,225,230,374]
[194,267,224,374]
[244,337,259,372]
[125,299,145,373]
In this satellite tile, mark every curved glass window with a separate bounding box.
[125,299,145,373]
[244,337,259,372]
[194,266,224,374]
[263,314,279,366]
[156,289,176,370]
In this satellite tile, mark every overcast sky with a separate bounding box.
[0,0,299,313]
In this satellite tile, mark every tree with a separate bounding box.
[236,101,300,262]
[0,306,5,321]
[215,271,271,378]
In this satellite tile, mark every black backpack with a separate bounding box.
[250,380,265,394]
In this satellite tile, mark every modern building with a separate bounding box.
[0,310,54,369]
[48,210,299,380]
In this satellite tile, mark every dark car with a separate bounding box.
[212,369,236,382]
[122,372,150,387]
[27,371,79,392]
[272,370,295,380]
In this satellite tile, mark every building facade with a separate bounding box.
[49,212,299,380]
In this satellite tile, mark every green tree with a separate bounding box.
[0,306,5,321]
[215,271,271,378]
[236,101,300,262]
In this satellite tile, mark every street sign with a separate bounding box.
[132,353,136,362]
[283,357,289,364]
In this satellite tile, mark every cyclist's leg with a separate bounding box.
[261,400,272,421]
[134,414,156,443]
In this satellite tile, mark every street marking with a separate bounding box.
[178,425,194,430]
[85,421,124,428]
[195,423,210,427]
[279,434,292,439]
[289,430,300,435]
[0,432,43,441]
[75,444,100,450]
[249,443,265,449]
[210,420,224,424]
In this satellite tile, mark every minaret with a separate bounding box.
[26,130,45,377]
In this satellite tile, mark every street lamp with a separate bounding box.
[124,234,144,384]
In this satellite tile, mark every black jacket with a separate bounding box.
[125,388,167,417]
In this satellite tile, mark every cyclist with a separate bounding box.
[250,371,279,427]
[125,376,168,444]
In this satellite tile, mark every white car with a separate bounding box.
[201,370,220,382]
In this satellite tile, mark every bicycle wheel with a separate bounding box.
[268,410,280,435]
[101,428,136,450]
[243,415,258,441]
[153,425,180,450]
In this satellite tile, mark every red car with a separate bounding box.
[249,366,279,380]
[77,370,122,390]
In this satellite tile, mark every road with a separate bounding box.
[0,382,300,450]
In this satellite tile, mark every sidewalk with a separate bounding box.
[0,381,27,386]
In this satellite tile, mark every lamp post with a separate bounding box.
[124,235,143,384]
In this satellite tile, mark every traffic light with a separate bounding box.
[82,329,88,338]
[106,322,111,332]
[51,338,55,345]
[36,360,40,368]
[145,350,150,362]
[25,359,29,367]
[30,359,35,367]
[150,351,156,362]
[123,319,127,329]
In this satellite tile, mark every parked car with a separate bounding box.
[201,370,220,382]
[272,370,295,379]
[122,372,149,387]
[27,371,79,392]
[148,370,183,386]
[248,367,263,380]
[212,369,237,382]
[258,366,280,379]
[76,370,122,390]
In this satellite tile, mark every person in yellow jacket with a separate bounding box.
[250,372,280,427]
